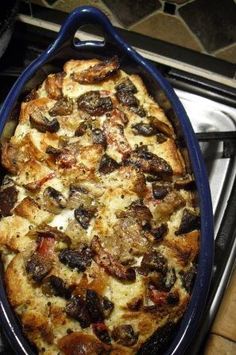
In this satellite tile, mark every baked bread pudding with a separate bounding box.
[0,57,200,354]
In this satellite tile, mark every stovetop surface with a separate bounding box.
[0,19,235,355]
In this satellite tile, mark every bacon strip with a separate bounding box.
[103,109,131,157]
[91,236,136,281]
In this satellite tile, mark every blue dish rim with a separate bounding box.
[0,6,214,355]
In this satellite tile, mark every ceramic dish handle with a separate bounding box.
[50,6,128,53]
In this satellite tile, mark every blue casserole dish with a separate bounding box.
[0,6,214,355]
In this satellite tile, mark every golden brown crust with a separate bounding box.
[0,57,200,355]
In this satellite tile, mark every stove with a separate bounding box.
[0,8,236,354]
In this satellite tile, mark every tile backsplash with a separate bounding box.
[26,0,236,64]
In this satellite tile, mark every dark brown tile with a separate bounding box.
[179,0,236,52]
[165,0,192,4]
[163,2,177,15]
[102,0,161,27]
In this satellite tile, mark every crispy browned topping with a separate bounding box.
[72,56,119,84]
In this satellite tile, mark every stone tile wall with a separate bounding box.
[27,0,236,64]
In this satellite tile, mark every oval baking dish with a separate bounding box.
[0,6,214,355]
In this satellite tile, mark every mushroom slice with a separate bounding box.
[49,97,73,116]
[91,236,136,281]
[132,122,156,136]
[92,128,107,147]
[1,142,19,174]
[111,324,139,346]
[42,275,72,299]
[77,91,113,116]
[59,247,92,272]
[86,289,104,323]
[30,109,60,133]
[43,186,67,214]
[72,56,119,84]
[0,185,18,217]
[115,77,146,117]
[175,208,200,235]
[115,78,138,94]
[179,266,196,292]
[26,233,55,282]
[151,223,168,242]
[65,296,91,328]
[124,146,173,178]
[174,175,196,190]
[148,116,174,138]
[140,251,168,275]
[74,205,96,230]
[116,89,139,108]
[26,253,52,282]
[98,154,120,174]
[75,121,88,137]
[152,182,171,200]
[92,323,111,344]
